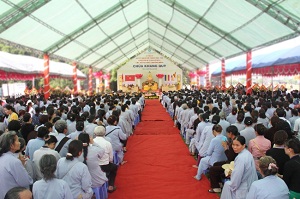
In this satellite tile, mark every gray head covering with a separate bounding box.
[219,111,226,119]
[181,103,188,110]
[94,126,106,136]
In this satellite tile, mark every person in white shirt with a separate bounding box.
[135,97,142,122]
[93,126,118,193]
[294,116,300,138]
[289,109,299,131]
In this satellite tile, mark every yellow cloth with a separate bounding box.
[9,112,18,122]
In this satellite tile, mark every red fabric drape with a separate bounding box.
[220,63,300,77]
[221,58,226,90]
[88,66,93,93]
[246,51,252,94]
[43,54,50,99]
[206,64,210,89]
[72,62,78,93]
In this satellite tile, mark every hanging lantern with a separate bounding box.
[156,74,164,78]
[196,70,206,76]
[102,74,107,80]
[93,71,103,78]
[135,74,143,79]
[188,72,197,78]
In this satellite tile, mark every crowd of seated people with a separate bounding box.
[0,92,144,199]
[1,86,300,199]
[161,88,300,199]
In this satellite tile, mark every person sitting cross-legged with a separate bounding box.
[208,125,239,193]
[194,124,227,181]
[220,136,258,199]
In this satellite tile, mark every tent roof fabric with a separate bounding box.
[0,51,86,80]
[0,0,300,72]
[212,45,300,76]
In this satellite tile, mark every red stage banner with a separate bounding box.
[125,75,135,81]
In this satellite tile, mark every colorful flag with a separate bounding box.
[125,75,135,81]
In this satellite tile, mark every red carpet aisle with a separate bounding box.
[109,100,219,199]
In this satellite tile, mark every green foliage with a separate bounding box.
[38,78,74,89]
[110,68,117,81]
[0,43,25,54]
[182,68,189,85]
[78,65,89,75]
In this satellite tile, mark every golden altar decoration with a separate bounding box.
[162,84,177,92]
[142,71,158,91]
[122,85,139,93]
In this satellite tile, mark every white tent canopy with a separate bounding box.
[0,51,86,80]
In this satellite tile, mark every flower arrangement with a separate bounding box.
[260,85,267,91]
[135,74,143,79]
[30,88,38,95]
[252,83,260,92]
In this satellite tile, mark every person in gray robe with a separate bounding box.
[105,115,127,165]
[33,154,72,199]
[0,131,33,199]
[246,156,289,199]
[78,133,108,188]
[56,140,93,199]
[221,136,258,199]
[194,124,227,180]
